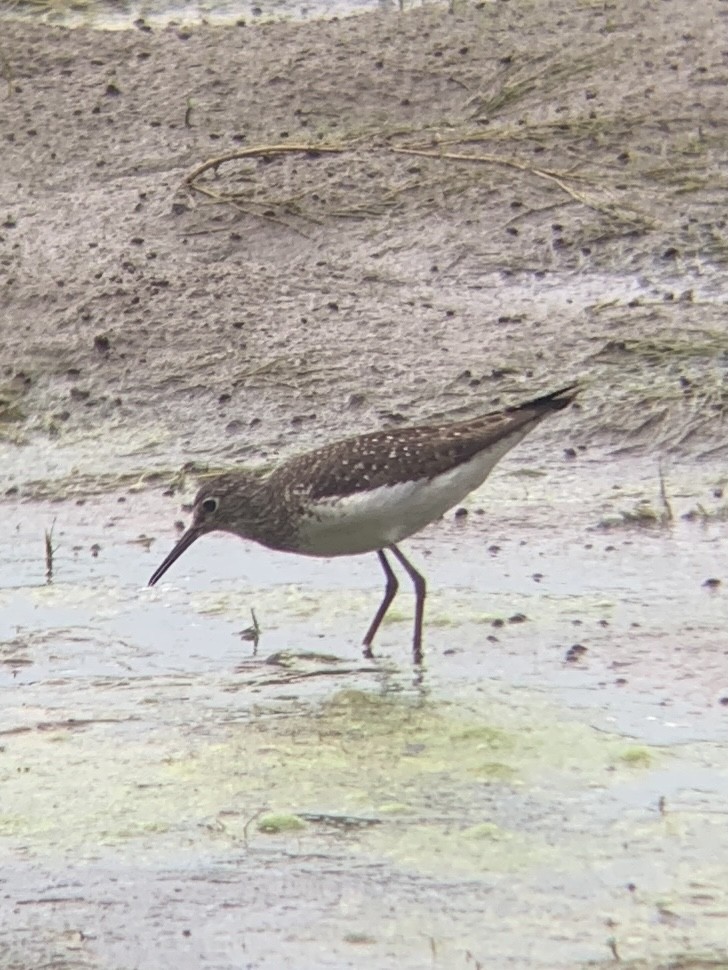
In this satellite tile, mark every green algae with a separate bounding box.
[343,932,377,945]
[257,812,307,833]
[580,954,728,970]
[619,746,654,768]
[191,583,618,643]
[0,686,659,877]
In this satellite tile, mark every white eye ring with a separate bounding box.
[201,497,219,514]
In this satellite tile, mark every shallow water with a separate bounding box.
[2,457,728,969]
[1,0,405,29]
[3,0,728,961]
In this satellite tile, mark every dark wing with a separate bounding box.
[271,384,578,501]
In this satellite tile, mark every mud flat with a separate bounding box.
[1,0,728,967]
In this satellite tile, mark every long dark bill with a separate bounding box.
[148,527,203,586]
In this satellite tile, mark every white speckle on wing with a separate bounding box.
[295,434,527,557]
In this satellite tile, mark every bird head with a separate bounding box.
[148,473,259,586]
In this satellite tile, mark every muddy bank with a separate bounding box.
[2,0,728,494]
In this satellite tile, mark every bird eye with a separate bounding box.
[201,497,219,514]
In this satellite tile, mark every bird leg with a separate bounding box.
[388,544,427,665]
[362,550,399,658]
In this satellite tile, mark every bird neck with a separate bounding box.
[221,471,291,549]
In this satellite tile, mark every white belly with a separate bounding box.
[294,431,526,557]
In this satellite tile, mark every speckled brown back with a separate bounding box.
[269,384,578,500]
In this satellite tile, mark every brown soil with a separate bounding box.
[1,0,728,491]
[2,6,728,968]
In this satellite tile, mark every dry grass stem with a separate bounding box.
[44,520,56,583]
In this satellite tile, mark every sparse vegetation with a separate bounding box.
[43,519,56,582]
[598,467,675,529]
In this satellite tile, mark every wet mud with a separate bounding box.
[3,462,728,968]
[2,0,728,967]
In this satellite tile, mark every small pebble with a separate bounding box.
[565,643,587,662]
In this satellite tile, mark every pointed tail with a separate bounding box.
[507,383,580,415]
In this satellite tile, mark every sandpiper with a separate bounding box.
[149,384,578,663]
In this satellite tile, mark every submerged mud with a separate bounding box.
[2,462,728,968]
